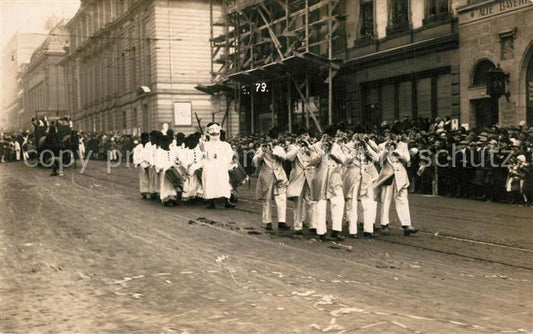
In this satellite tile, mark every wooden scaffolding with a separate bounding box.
[198,0,346,134]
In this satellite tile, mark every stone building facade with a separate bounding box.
[20,22,70,130]
[1,33,46,130]
[338,0,462,127]
[457,0,533,128]
[62,0,224,135]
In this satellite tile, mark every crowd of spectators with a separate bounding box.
[227,117,533,206]
[0,131,31,163]
[3,115,532,206]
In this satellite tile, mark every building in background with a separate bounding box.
[20,21,70,130]
[202,0,462,134]
[340,0,461,129]
[62,0,224,135]
[1,33,47,130]
[457,0,533,127]
[203,0,532,134]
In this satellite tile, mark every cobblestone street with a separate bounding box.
[1,162,532,333]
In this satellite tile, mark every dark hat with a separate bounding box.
[337,121,347,133]
[391,124,403,135]
[184,134,199,149]
[149,130,161,143]
[206,122,220,128]
[323,124,338,137]
[140,132,150,145]
[268,127,280,139]
[295,127,309,136]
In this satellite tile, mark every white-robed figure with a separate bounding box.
[200,122,234,208]
[155,130,179,205]
[181,133,204,201]
[313,124,348,241]
[132,132,152,199]
[148,130,161,200]
[253,127,289,231]
[286,127,321,236]
[14,140,21,161]
[343,134,380,238]
[78,135,86,160]
[374,131,419,236]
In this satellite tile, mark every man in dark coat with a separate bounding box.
[42,125,64,176]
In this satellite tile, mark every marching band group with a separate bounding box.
[133,121,419,241]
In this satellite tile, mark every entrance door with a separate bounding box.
[474,98,498,128]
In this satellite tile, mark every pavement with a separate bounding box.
[1,161,532,334]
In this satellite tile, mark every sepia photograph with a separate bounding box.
[1,0,532,332]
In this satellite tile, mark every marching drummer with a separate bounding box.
[148,130,161,200]
[155,129,179,206]
[252,127,289,231]
[181,133,204,202]
[132,132,152,199]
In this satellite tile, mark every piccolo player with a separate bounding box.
[252,127,289,231]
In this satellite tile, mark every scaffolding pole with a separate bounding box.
[287,75,292,133]
[305,72,310,128]
[271,85,275,126]
[290,75,322,133]
[251,88,255,133]
[327,0,333,125]
[305,0,309,53]
[203,0,345,135]
[209,0,214,80]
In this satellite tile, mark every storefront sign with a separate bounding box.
[173,102,192,126]
[459,0,532,22]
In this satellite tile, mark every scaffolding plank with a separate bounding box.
[195,82,236,95]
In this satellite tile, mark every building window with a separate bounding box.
[499,29,516,61]
[429,0,448,17]
[387,0,409,35]
[425,0,449,23]
[359,0,374,39]
[472,59,495,87]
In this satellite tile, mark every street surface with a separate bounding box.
[1,161,532,333]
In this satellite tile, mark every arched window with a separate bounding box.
[472,59,495,86]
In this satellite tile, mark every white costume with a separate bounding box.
[253,144,288,226]
[182,145,204,199]
[78,138,86,159]
[155,147,179,203]
[147,142,160,196]
[343,139,380,235]
[286,142,321,231]
[375,141,412,227]
[313,140,347,236]
[14,141,21,161]
[201,124,233,200]
[133,142,151,196]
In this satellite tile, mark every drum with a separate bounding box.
[228,162,248,189]
[166,165,187,191]
[194,168,203,181]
